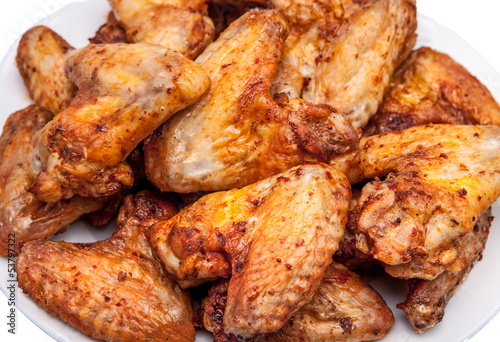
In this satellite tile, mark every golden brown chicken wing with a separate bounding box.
[201,262,393,342]
[356,124,500,280]
[270,0,417,128]
[16,190,195,342]
[398,207,493,332]
[29,43,211,203]
[364,47,500,136]
[0,106,103,255]
[109,0,215,59]
[144,9,361,193]
[89,11,128,44]
[16,26,76,115]
[148,163,351,338]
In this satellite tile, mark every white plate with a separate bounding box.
[1,1,500,341]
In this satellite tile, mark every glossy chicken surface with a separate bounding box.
[16,190,196,342]
[145,10,361,193]
[398,208,493,332]
[148,163,351,337]
[364,47,500,136]
[109,0,214,59]
[270,0,417,128]
[0,106,103,255]
[357,124,500,279]
[16,26,76,115]
[29,43,211,203]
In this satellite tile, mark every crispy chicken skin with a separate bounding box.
[357,124,500,279]
[398,208,493,332]
[89,12,128,44]
[270,0,417,129]
[0,106,103,255]
[148,163,351,337]
[16,190,196,342]
[16,26,76,115]
[334,188,379,270]
[202,262,393,342]
[144,10,361,193]
[29,43,211,203]
[109,0,215,59]
[364,47,500,136]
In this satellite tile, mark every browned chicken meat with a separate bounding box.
[144,9,361,193]
[89,11,128,44]
[364,47,500,136]
[16,190,196,342]
[398,208,493,332]
[356,124,500,280]
[16,26,76,115]
[29,43,211,203]
[109,0,215,59]
[334,187,379,270]
[0,106,103,255]
[269,0,417,128]
[201,262,393,342]
[148,163,351,338]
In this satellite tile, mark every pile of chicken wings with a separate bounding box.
[2,0,500,341]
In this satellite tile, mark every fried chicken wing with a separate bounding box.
[356,124,500,279]
[148,163,351,337]
[144,9,361,193]
[397,208,493,332]
[16,26,76,115]
[16,190,195,342]
[201,262,393,342]
[29,43,211,203]
[0,106,103,255]
[109,0,214,59]
[270,0,417,128]
[364,47,500,136]
[89,12,128,44]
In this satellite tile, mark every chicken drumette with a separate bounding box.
[29,43,210,203]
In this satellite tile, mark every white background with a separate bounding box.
[0,0,500,341]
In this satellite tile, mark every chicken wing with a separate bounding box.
[364,47,500,136]
[0,106,103,255]
[29,43,211,203]
[89,11,128,44]
[201,262,393,342]
[397,207,493,332]
[270,0,416,129]
[16,190,195,342]
[148,163,351,337]
[144,9,361,193]
[16,26,76,115]
[109,0,214,59]
[356,124,500,279]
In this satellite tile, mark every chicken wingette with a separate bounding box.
[148,163,351,338]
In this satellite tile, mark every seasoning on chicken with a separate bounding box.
[29,43,211,203]
[148,163,351,338]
